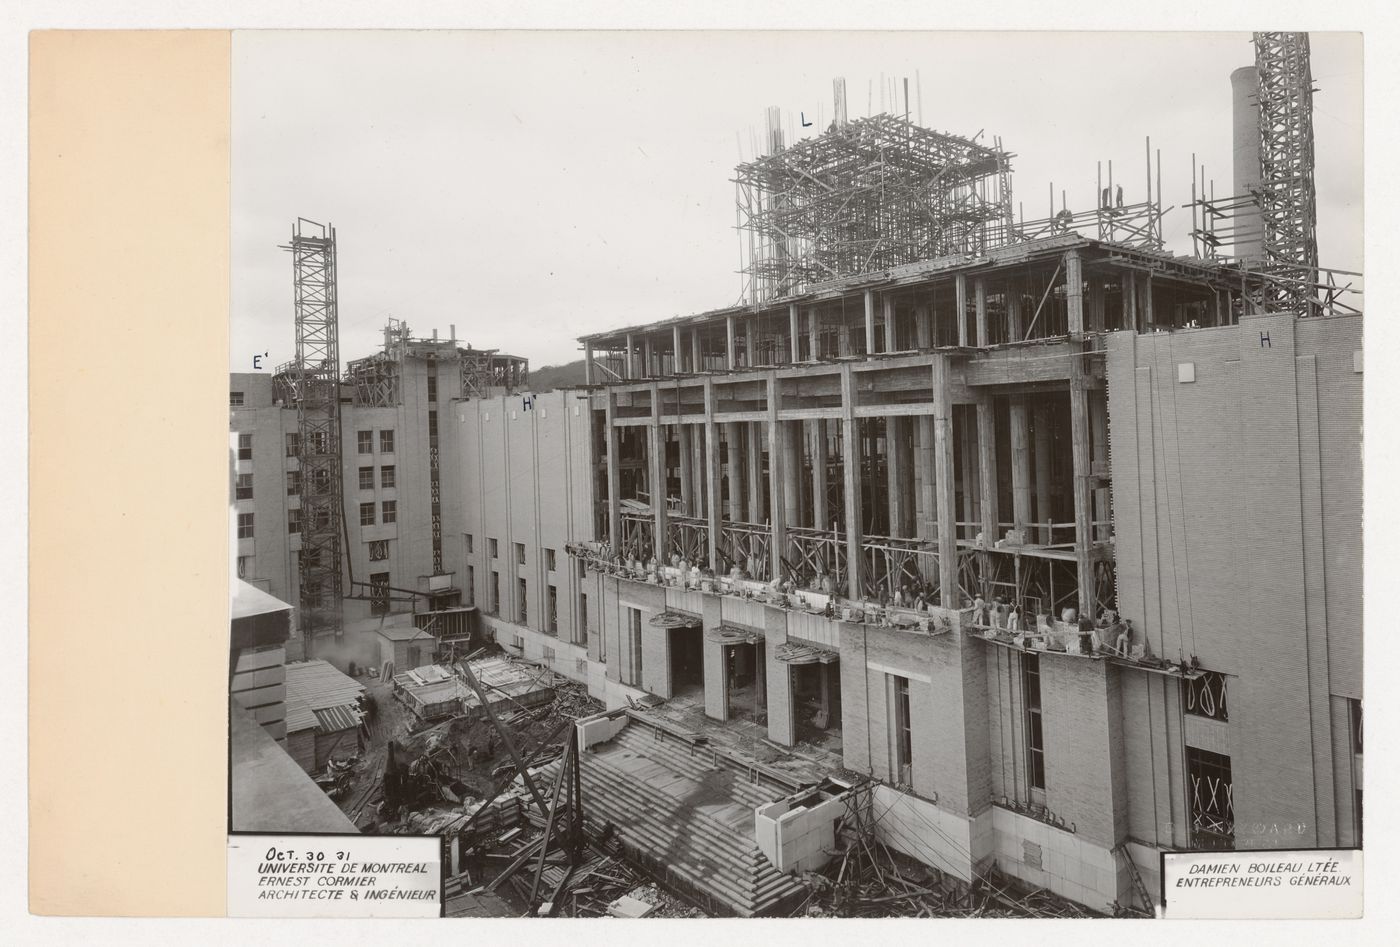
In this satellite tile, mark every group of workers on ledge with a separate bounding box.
[964,594,1136,657]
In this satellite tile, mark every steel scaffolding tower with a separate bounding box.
[1253,31,1320,315]
[281,218,344,644]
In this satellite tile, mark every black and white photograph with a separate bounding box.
[220,28,1365,920]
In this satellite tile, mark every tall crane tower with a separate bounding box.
[280,218,345,652]
[1253,31,1321,316]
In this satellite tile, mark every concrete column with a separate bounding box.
[1066,249,1084,335]
[691,329,703,373]
[886,417,904,538]
[625,333,636,379]
[691,418,706,517]
[605,392,622,554]
[840,366,864,599]
[1090,390,1110,544]
[1089,278,1106,333]
[959,407,979,538]
[1007,282,1023,342]
[726,315,737,369]
[1033,400,1054,544]
[768,378,787,580]
[678,424,694,514]
[783,419,802,530]
[789,303,800,363]
[1010,396,1032,535]
[644,335,654,379]
[584,343,595,385]
[863,289,876,355]
[746,318,757,368]
[672,325,683,374]
[704,380,721,570]
[649,386,667,561]
[975,278,989,347]
[977,396,999,547]
[1069,349,1095,618]
[883,295,897,353]
[811,419,829,532]
[725,421,744,523]
[809,307,820,359]
[931,356,958,601]
[1123,272,1138,333]
[765,649,794,746]
[1144,272,1155,327]
[955,273,969,347]
[916,415,935,540]
[914,304,932,349]
[704,634,728,722]
[748,422,764,524]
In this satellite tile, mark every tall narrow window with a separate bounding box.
[516,542,526,565]
[428,409,438,438]
[427,374,437,402]
[359,502,376,527]
[464,564,475,605]
[380,429,394,453]
[287,508,300,534]
[546,548,557,572]
[1023,653,1046,792]
[381,500,397,524]
[285,432,300,457]
[381,465,396,489]
[1350,698,1362,755]
[489,571,500,615]
[547,585,558,634]
[890,675,913,784]
[238,433,253,460]
[235,473,254,500]
[578,592,588,645]
[357,430,373,454]
[465,533,474,554]
[359,466,374,490]
[624,607,643,685]
[1187,747,1234,850]
[237,512,254,539]
[518,577,528,623]
[286,470,301,496]
[489,538,498,559]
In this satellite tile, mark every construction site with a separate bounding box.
[229,32,1362,919]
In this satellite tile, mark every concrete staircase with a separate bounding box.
[541,720,806,916]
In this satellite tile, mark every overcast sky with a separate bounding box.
[231,30,1362,372]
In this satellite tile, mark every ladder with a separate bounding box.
[1113,841,1154,913]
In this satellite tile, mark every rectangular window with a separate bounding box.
[381,465,396,489]
[547,585,559,634]
[489,538,499,559]
[464,564,474,605]
[890,675,913,783]
[428,409,438,437]
[360,502,376,527]
[235,473,254,500]
[427,374,438,402]
[357,430,373,454]
[624,607,643,685]
[542,645,556,664]
[1187,747,1235,850]
[382,500,397,524]
[1184,671,1229,722]
[380,429,394,453]
[465,533,474,555]
[546,548,557,572]
[358,466,374,490]
[1023,653,1046,791]
[518,577,528,623]
[285,432,300,457]
[288,508,300,534]
[286,470,301,496]
[1351,698,1362,755]
[489,571,500,614]
[370,572,390,616]
[230,391,244,406]
[516,542,526,565]
[238,432,252,461]
[578,592,588,645]
[237,512,254,539]
[369,539,389,561]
